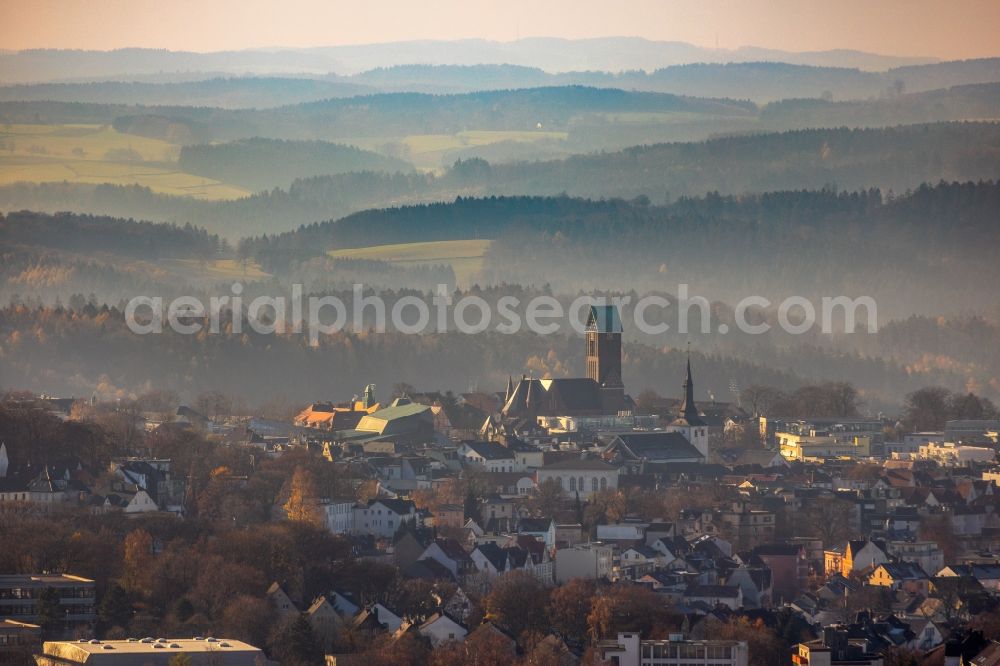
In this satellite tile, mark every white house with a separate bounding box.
[322,499,356,535]
[352,498,418,538]
[417,612,468,645]
[369,603,404,633]
[458,441,520,473]
[122,489,159,514]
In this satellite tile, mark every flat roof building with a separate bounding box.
[35,637,266,666]
[599,632,748,666]
[0,574,95,638]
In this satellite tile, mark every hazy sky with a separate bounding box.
[2,0,998,59]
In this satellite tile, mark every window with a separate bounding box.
[600,477,607,490]
[592,477,599,492]
[578,477,585,491]
[569,477,577,491]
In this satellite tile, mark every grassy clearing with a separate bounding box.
[0,123,249,200]
[329,239,492,285]
[164,258,271,280]
[592,111,720,124]
[353,129,568,170]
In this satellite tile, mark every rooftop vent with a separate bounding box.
[89,640,101,644]
[153,644,165,649]
[219,643,231,648]
[169,644,181,648]
[102,645,115,650]
[194,637,205,641]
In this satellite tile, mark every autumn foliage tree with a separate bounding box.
[549,578,595,644]
[484,571,550,641]
[121,528,153,597]
[283,466,324,527]
[587,585,673,641]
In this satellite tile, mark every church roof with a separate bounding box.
[541,457,617,471]
[609,432,704,462]
[587,305,623,333]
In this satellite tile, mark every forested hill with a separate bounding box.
[0,77,377,108]
[4,59,1000,106]
[247,180,1000,256]
[467,122,1000,200]
[0,210,225,259]
[349,59,1000,102]
[1,122,998,238]
[243,181,1000,317]
[0,86,756,144]
[177,138,413,191]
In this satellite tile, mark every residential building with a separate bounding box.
[351,499,418,538]
[869,562,930,595]
[683,584,743,610]
[321,499,355,535]
[885,540,943,576]
[714,502,775,551]
[416,613,468,646]
[555,543,615,583]
[519,518,557,549]
[792,627,884,666]
[458,441,519,472]
[824,541,889,577]
[752,543,809,603]
[434,504,465,530]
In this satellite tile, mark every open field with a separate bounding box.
[163,258,272,280]
[355,129,568,170]
[0,124,250,199]
[329,239,492,285]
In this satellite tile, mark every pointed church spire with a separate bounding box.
[505,376,513,403]
[678,349,704,425]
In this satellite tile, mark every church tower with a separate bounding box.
[667,356,709,460]
[586,305,623,388]
[586,305,626,414]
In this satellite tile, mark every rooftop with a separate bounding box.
[38,637,263,666]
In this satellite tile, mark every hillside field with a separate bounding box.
[329,239,492,285]
[355,129,568,170]
[0,123,250,199]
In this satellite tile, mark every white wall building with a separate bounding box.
[536,458,618,499]
[351,499,418,538]
[555,543,615,583]
[322,499,355,535]
[918,442,995,465]
[600,633,749,666]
